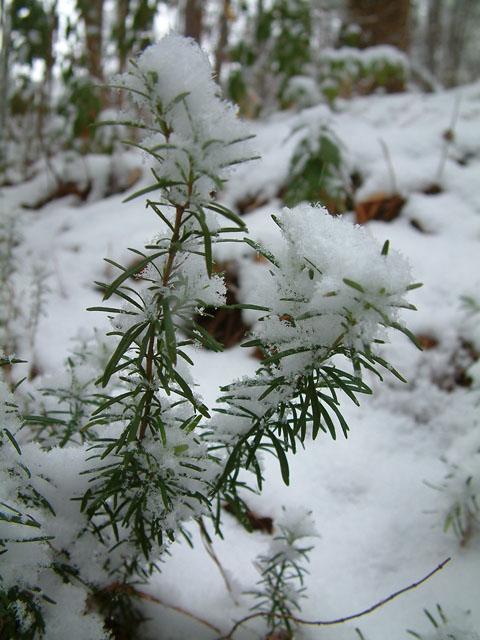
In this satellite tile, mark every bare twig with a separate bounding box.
[136,589,222,634]
[101,583,222,634]
[218,557,451,639]
[198,517,239,605]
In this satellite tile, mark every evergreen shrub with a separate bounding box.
[0,33,421,638]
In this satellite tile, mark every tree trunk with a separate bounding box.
[116,0,130,74]
[77,0,104,81]
[37,3,58,148]
[214,0,232,80]
[0,0,10,170]
[443,0,475,87]
[43,4,58,112]
[184,0,203,44]
[346,0,410,50]
[425,0,443,76]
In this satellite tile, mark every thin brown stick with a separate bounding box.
[135,589,222,634]
[101,582,222,634]
[218,557,451,639]
[198,517,239,604]
[162,204,185,287]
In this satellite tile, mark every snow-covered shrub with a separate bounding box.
[442,449,480,543]
[225,0,313,115]
[282,75,323,111]
[246,507,317,637]
[76,34,256,570]
[0,204,49,367]
[214,204,419,505]
[254,206,416,368]
[283,118,349,213]
[0,354,110,639]
[31,330,117,446]
[3,33,421,637]
[444,463,480,544]
[319,46,409,104]
[436,291,480,545]
[111,34,255,207]
[1,32,257,638]
[441,418,480,545]
[0,205,22,356]
[406,604,480,640]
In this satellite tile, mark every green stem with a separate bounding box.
[268,559,288,628]
[139,203,187,440]
[139,326,156,440]
[162,205,185,287]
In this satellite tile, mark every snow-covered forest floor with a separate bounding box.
[3,79,480,639]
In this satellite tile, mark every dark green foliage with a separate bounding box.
[66,80,102,142]
[0,587,48,640]
[444,475,479,541]
[9,0,55,67]
[226,68,248,111]
[246,511,315,637]
[319,47,409,104]
[111,0,158,73]
[283,126,348,213]
[270,0,312,82]
[65,39,258,579]
[405,604,475,639]
[90,585,146,640]
[214,346,383,518]
[226,0,313,114]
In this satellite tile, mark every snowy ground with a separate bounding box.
[3,80,480,638]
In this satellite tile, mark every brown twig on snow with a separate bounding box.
[135,589,223,634]
[198,517,239,605]
[100,582,222,634]
[217,557,451,639]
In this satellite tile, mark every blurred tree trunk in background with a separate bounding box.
[420,0,479,87]
[38,3,58,143]
[183,0,203,44]
[3,0,59,169]
[443,0,476,87]
[346,0,410,50]
[425,0,443,77]
[77,0,104,81]
[116,0,131,74]
[214,0,233,81]
[113,0,160,75]
[0,0,10,169]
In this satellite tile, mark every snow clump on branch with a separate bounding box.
[255,203,416,378]
[114,33,256,207]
